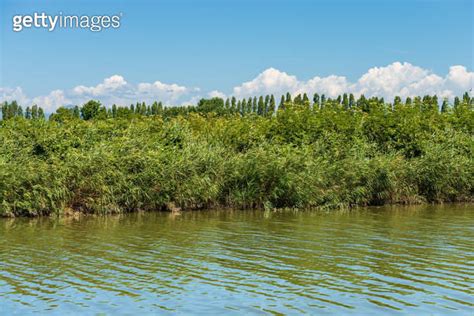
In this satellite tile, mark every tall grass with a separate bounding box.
[0,101,472,216]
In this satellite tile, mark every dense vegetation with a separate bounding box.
[0,92,473,216]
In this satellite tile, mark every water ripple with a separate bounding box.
[1,205,473,315]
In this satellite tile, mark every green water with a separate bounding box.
[1,205,473,315]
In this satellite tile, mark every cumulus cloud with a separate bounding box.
[232,62,473,101]
[0,87,29,105]
[298,75,350,98]
[1,63,472,113]
[0,75,199,113]
[32,90,70,113]
[137,80,189,102]
[70,75,193,106]
[446,65,474,91]
[208,90,227,99]
[73,75,127,96]
[233,68,298,97]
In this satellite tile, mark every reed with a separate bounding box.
[0,97,472,216]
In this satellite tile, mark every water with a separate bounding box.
[0,205,473,315]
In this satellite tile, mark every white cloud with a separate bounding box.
[0,75,196,112]
[298,75,349,98]
[71,75,191,106]
[446,65,474,91]
[232,62,473,101]
[0,87,69,113]
[137,80,189,102]
[1,63,472,113]
[73,75,127,96]
[0,87,29,105]
[208,90,226,99]
[233,68,298,98]
[32,90,70,113]
[350,62,450,100]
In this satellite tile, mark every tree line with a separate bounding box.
[1,91,472,122]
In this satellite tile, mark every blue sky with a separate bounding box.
[0,0,472,111]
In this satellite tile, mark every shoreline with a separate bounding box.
[2,201,473,219]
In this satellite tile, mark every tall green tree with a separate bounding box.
[342,93,349,109]
[320,94,326,109]
[441,99,449,113]
[73,106,81,118]
[453,96,460,109]
[252,97,257,113]
[294,94,302,105]
[38,107,45,119]
[279,95,286,111]
[81,100,102,120]
[349,93,355,108]
[264,95,270,114]
[313,93,320,109]
[25,106,32,119]
[302,93,310,107]
[257,96,264,115]
[269,95,276,115]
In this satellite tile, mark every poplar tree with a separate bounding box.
[1,102,6,120]
[279,95,285,110]
[313,93,320,109]
[247,97,252,113]
[441,99,449,113]
[73,106,81,118]
[269,95,276,115]
[394,96,402,106]
[294,94,302,105]
[302,93,310,107]
[32,105,39,119]
[349,93,355,108]
[25,106,32,119]
[356,95,366,109]
[320,94,326,109]
[38,107,45,119]
[252,97,257,113]
[342,93,349,109]
[151,102,158,115]
[257,96,264,115]
[462,92,470,104]
[454,96,460,109]
[264,95,270,114]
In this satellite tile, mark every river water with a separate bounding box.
[0,205,473,315]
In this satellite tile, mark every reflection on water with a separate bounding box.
[1,205,473,315]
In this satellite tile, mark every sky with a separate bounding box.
[0,0,473,112]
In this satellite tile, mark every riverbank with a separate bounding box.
[1,99,472,217]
